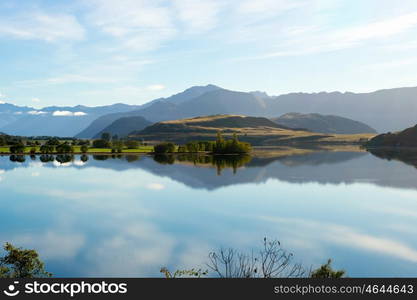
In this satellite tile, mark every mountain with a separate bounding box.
[0,103,142,137]
[78,87,272,138]
[271,113,377,134]
[79,86,417,139]
[131,114,372,145]
[93,116,152,138]
[366,124,417,147]
[267,87,417,132]
[76,84,221,138]
[4,85,417,137]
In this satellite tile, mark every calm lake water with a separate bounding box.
[1,149,417,277]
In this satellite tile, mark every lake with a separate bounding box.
[1,148,417,277]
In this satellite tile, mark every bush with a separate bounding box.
[9,144,25,154]
[92,139,110,148]
[80,145,89,153]
[310,259,345,278]
[40,145,54,154]
[154,142,176,154]
[56,143,74,153]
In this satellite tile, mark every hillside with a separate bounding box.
[93,116,152,138]
[79,86,417,138]
[272,113,377,134]
[366,125,417,147]
[76,84,220,138]
[131,115,374,146]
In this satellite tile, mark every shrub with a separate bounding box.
[80,145,89,153]
[92,139,110,148]
[154,142,176,154]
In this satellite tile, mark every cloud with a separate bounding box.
[28,110,47,115]
[0,12,85,42]
[252,11,417,59]
[12,231,85,260]
[85,0,176,51]
[52,111,87,117]
[261,216,417,263]
[146,183,165,190]
[173,0,222,33]
[147,84,165,91]
[0,92,6,103]
[32,97,41,103]
[365,57,417,70]
[237,0,303,15]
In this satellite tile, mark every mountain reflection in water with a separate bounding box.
[3,147,417,190]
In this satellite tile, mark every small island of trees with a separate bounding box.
[154,132,251,154]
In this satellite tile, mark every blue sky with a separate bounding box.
[1,0,417,107]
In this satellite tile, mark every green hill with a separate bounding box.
[131,115,374,146]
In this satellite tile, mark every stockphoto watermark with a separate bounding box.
[2,280,128,297]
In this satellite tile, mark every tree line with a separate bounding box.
[154,132,251,154]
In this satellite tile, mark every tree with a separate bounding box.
[206,238,307,278]
[211,132,251,154]
[9,144,25,154]
[0,243,51,278]
[46,138,60,146]
[40,145,54,154]
[80,145,89,153]
[154,142,176,154]
[310,259,345,278]
[92,139,110,148]
[56,143,74,154]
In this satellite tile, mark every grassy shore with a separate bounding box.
[0,145,154,154]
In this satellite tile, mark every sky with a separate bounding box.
[1,0,417,108]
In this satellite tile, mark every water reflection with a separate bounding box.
[4,149,417,190]
[154,154,252,175]
[367,148,417,169]
[2,149,417,277]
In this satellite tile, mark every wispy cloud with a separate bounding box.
[365,57,417,70]
[242,11,417,60]
[146,183,165,190]
[0,11,85,42]
[261,216,417,263]
[52,111,87,117]
[146,84,165,91]
[84,0,176,52]
[28,110,47,115]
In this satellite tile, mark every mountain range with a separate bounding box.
[1,84,417,138]
[271,113,377,134]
